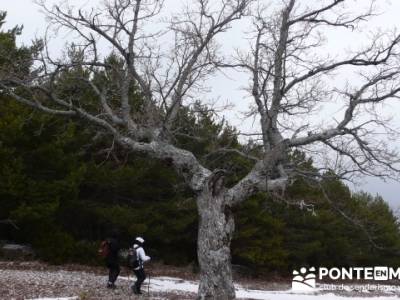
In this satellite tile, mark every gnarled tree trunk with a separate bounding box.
[196,173,235,300]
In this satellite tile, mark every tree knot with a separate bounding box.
[208,169,226,197]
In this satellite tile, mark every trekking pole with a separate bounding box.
[127,268,132,300]
[148,273,150,296]
[127,274,131,300]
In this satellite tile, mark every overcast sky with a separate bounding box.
[2,0,400,211]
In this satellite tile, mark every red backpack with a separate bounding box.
[98,240,110,258]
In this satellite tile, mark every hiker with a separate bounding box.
[102,231,121,289]
[131,236,151,295]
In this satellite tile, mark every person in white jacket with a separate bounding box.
[131,236,151,294]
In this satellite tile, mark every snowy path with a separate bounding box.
[119,276,400,300]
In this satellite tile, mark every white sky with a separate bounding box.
[1,0,400,210]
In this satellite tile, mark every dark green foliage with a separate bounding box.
[232,194,288,272]
[0,98,197,264]
[0,11,42,82]
[172,102,254,185]
[232,178,400,276]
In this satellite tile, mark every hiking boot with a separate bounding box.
[107,282,116,289]
[131,285,139,294]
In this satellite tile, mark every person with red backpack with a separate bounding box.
[99,230,121,289]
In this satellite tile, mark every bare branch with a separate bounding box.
[0,219,20,230]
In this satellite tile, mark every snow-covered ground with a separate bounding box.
[120,276,400,300]
[19,275,400,300]
[24,275,400,300]
[1,262,400,299]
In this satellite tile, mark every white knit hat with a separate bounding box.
[135,237,145,243]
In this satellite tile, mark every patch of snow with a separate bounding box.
[121,275,199,293]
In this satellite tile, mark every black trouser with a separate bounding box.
[107,262,120,284]
[134,268,146,293]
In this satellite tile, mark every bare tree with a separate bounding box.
[1,0,400,299]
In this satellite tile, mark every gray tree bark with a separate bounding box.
[197,172,235,300]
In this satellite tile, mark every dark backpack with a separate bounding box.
[98,240,111,258]
[127,247,139,269]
